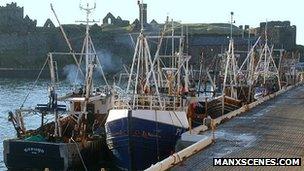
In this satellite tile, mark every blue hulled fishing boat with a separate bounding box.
[105,1,191,169]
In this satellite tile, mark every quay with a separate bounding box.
[146,84,304,171]
[171,84,304,171]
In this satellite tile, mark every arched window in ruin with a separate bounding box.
[43,19,55,28]
[103,12,115,25]
[108,18,112,24]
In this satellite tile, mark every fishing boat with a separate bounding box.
[105,3,191,169]
[190,19,283,121]
[3,3,113,170]
[188,13,243,123]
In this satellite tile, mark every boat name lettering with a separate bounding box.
[24,147,45,155]
[133,130,161,138]
[109,130,161,138]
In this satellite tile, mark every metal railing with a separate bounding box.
[113,94,186,111]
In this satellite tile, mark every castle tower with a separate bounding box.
[138,1,147,25]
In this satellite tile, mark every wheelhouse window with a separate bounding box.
[74,102,81,112]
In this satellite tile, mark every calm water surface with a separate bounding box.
[0,78,74,170]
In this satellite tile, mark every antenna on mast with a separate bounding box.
[79,2,96,24]
[265,20,268,45]
[76,2,97,74]
[230,11,235,39]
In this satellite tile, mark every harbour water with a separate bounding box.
[0,77,210,170]
[0,78,72,170]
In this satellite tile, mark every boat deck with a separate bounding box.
[173,85,304,171]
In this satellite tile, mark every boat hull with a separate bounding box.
[105,109,188,170]
[3,138,105,170]
[195,96,242,119]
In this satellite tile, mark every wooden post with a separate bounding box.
[211,119,216,143]
[188,117,192,134]
[221,94,225,116]
[204,97,208,125]
[40,112,44,132]
[205,97,208,115]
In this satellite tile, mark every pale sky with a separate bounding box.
[0,0,303,45]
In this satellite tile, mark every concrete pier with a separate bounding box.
[172,85,304,171]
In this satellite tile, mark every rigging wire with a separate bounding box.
[20,56,49,109]
[154,110,160,160]
[172,111,185,128]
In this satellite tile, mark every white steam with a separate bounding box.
[96,50,122,73]
[63,64,84,85]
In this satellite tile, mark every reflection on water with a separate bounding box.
[0,78,74,170]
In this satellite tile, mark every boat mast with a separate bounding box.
[253,21,281,90]
[48,53,62,137]
[78,3,96,75]
[50,4,84,77]
[237,36,261,101]
[222,12,238,99]
[171,19,175,68]
[126,0,163,108]
[75,3,104,133]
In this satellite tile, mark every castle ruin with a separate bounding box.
[258,21,296,50]
[102,12,129,26]
[138,1,147,25]
[0,2,37,34]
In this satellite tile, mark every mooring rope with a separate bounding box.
[70,138,88,171]
[155,110,160,160]
[172,111,185,128]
